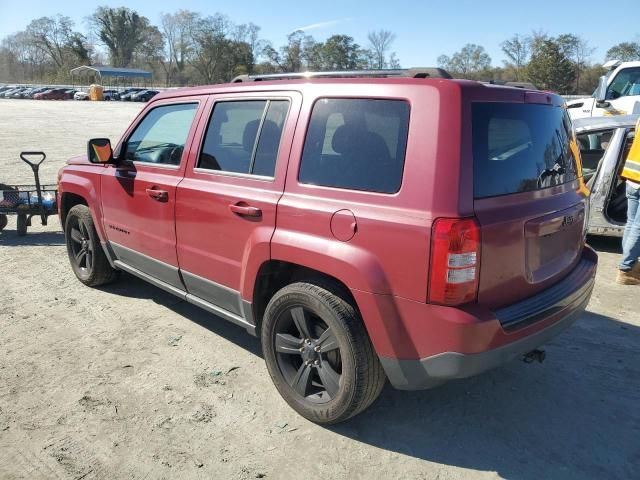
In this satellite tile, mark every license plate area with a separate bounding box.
[525,204,584,283]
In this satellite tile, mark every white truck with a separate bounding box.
[567,60,640,120]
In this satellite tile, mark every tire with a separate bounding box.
[0,214,7,232]
[16,214,27,236]
[64,205,118,287]
[261,281,386,424]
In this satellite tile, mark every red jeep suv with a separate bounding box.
[57,69,597,424]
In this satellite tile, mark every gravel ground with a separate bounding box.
[0,99,638,480]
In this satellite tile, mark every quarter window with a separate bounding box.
[125,103,198,166]
[198,100,289,177]
[299,99,410,193]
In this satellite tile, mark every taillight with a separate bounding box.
[429,217,481,305]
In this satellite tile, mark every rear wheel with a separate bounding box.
[261,281,386,424]
[65,205,118,286]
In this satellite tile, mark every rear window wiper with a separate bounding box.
[537,163,566,188]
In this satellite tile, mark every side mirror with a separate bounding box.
[594,75,609,108]
[88,138,113,164]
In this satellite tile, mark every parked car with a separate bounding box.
[7,87,31,98]
[119,87,144,97]
[103,89,120,101]
[74,91,89,101]
[35,88,70,100]
[130,89,159,102]
[63,89,76,100]
[57,69,597,424]
[568,60,640,120]
[3,87,28,98]
[574,114,638,237]
[25,87,50,98]
[0,85,15,95]
[119,88,146,101]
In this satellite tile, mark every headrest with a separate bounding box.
[332,124,359,154]
[243,119,282,152]
[243,119,260,152]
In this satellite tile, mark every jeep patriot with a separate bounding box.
[57,69,598,423]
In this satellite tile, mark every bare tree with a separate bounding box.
[25,15,89,70]
[557,33,594,91]
[529,29,549,55]
[367,30,396,69]
[501,34,530,80]
[233,22,264,74]
[162,10,199,85]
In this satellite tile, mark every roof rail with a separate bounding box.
[231,67,452,83]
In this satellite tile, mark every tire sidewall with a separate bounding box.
[262,285,359,423]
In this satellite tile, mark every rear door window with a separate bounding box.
[299,98,410,193]
[198,99,289,177]
[472,103,579,198]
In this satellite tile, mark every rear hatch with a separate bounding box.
[469,92,588,309]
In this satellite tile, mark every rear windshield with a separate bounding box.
[472,103,579,199]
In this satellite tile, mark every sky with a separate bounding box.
[0,0,637,67]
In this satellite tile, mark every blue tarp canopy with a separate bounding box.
[70,65,152,81]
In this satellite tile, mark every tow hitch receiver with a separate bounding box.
[522,348,546,364]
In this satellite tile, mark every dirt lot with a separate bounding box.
[0,99,638,479]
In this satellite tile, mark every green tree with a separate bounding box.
[188,14,231,83]
[319,35,365,70]
[437,43,492,79]
[527,39,576,93]
[90,6,153,67]
[605,42,640,62]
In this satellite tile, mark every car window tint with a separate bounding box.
[252,100,289,176]
[472,103,579,198]
[198,100,289,177]
[576,129,614,172]
[607,67,640,99]
[125,103,198,166]
[299,98,410,193]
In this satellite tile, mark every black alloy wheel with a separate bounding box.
[274,305,342,403]
[68,214,94,276]
[262,281,386,424]
[64,205,118,287]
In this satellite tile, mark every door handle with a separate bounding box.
[146,188,168,202]
[229,203,262,217]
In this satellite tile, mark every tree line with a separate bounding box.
[1,6,639,94]
[0,7,399,86]
[438,32,640,94]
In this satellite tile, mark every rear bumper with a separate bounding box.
[371,247,597,390]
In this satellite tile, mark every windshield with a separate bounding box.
[472,103,580,198]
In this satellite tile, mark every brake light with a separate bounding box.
[429,217,481,305]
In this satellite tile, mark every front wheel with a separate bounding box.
[261,281,386,424]
[65,205,118,286]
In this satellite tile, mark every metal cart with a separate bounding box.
[0,152,57,236]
